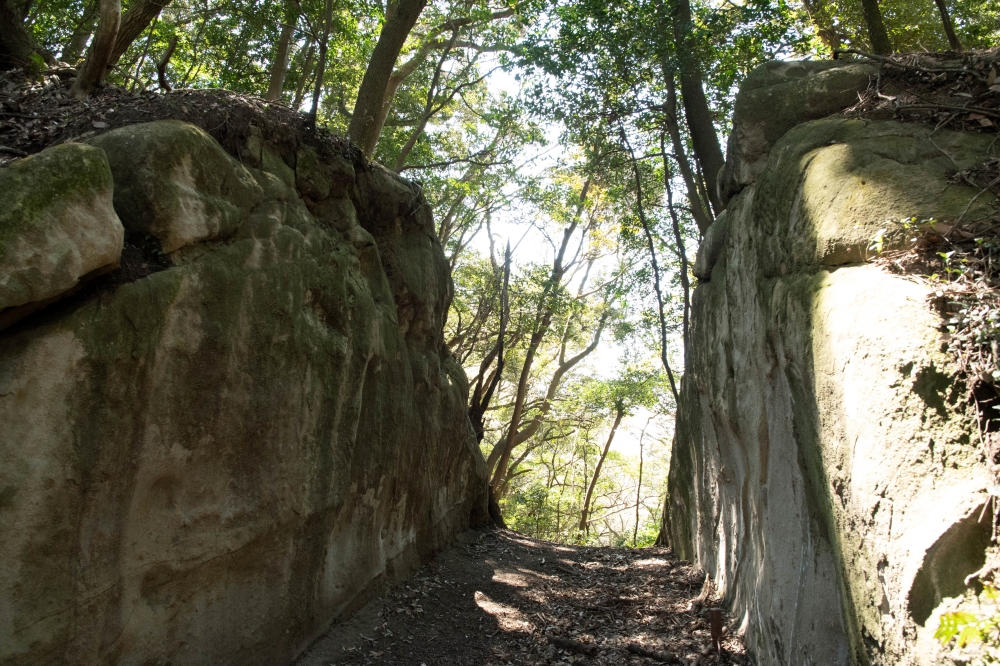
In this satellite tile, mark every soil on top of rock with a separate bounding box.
[840,47,1000,135]
[296,529,749,666]
[0,68,358,169]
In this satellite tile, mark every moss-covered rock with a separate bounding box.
[755,119,996,272]
[0,122,486,666]
[671,78,994,665]
[0,143,123,323]
[86,121,264,253]
[719,60,876,204]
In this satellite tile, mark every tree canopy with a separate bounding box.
[2,0,998,543]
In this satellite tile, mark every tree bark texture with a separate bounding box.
[669,0,725,215]
[107,0,171,69]
[0,0,39,69]
[265,0,299,102]
[579,407,624,535]
[348,0,428,155]
[860,0,892,55]
[933,0,962,52]
[70,0,120,98]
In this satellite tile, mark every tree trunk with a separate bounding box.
[860,0,892,55]
[107,0,171,70]
[367,7,515,149]
[0,0,39,70]
[156,33,177,90]
[308,0,334,123]
[127,15,156,92]
[933,0,962,52]
[494,309,608,497]
[620,125,679,403]
[292,40,315,109]
[469,245,510,443]
[70,0,120,98]
[486,179,591,487]
[633,419,649,547]
[669,0,725,215]
[372,40,436,146]
[265,0,299,102]
[801,0,843,52]
[62,0,99,62]
[662,71,711,234]
[348,0,428,155]
[393,31,457,171]
[661,132,692,355]
[579,407,624,535]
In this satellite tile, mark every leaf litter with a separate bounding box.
[295,529,750,666]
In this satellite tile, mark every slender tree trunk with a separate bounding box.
[633,419,650,547]
[348,0,428,155]
[62,0,99,62]
[292,40,315,109]
[107,0,171,70]
[0,0,40,70]
[933,0,962,52]
[468,244,510,443]
[393,31,457,171]
[71,0,120,98]
[486,180,592,487]
[371,41,435,145]
[579,407,624,535]
[621,126,679,403]
[265,0,299,102]
[801,0,843,52]
[128,15,156,92]
[309,0,334,123]
[860,0,892,55]
[661,132,692,355]
[668,0,725,215]
[156,33,176,90]
[178,14,206,86]
[662,72,712,234]
[495,309,607,497]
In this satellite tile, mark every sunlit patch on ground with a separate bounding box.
[297,529,751,666]
[475,590,536,633]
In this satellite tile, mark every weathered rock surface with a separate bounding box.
[0,143,123,329]
[0,121,487,666]
[86,121,264,253]
[668,61,998,665]
[718,59,875,205]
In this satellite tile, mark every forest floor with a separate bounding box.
[295,529,750,666]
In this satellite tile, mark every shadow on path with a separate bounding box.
[296,529,750,666]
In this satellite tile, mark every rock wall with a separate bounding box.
[0,120,487,666]
[667,61,998,665]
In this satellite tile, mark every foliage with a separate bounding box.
[935,583,1000,664]
[14,0,999,544]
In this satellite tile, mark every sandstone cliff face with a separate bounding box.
[0,121,487,666]
[667,61,998,665]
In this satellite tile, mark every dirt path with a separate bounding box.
[296,529,750,666]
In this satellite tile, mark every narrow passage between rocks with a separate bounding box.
[296,530,749,666]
